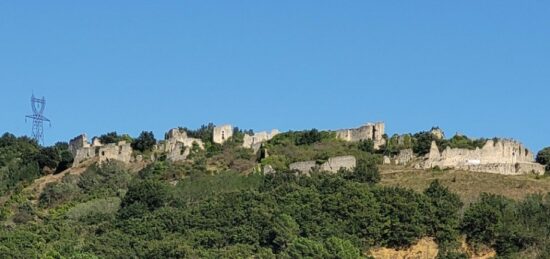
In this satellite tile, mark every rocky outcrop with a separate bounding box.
[289,156,357,175]
[419,139,544,175]
[336,122,386,149]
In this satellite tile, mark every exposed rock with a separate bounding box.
[430,127,445,140]
[383,156,391,165]
[395,149,414,165]
[263,165,276,174]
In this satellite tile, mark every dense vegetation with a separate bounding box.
[536,147,550,173]
[1,127,549,258]
[0,133,72,195]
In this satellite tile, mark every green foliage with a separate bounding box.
[424,180,463,251]
[39,181,79,208]
[536,147,550,166]
[324,237,363,259]
[343,159,381,184]
[131,131,156,152]
[181,123,215,143]
[121,179,170,212]
[97,131,133,144]
[295,129,324,145]
[357,139,375,153]
[439,135,487,150]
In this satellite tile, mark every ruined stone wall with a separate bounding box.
[335,122,386,149]
[213,124,233,144]
[69,134,90,157]
[289,156,357,175]
[243,129,280,152]
[157,128,204,162]
[97,141,133,164]
[421,139,544,175]
[72,137,133,165]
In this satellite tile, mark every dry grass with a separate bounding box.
[379,165,550,205]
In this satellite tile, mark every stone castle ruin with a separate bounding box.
[289,156,357,175]
[418,139,545,175]
[242,129,280,152]
[336,122,386,149]
[69,134,133,165]
[156,128,204,162]
[67,122,545,176]
[213,124,233,144]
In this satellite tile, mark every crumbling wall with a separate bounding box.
[289,156,357,175]
[97,141,133,164]
[69,134,90,157]
[71,134,133,165]
[243,129,280,152]
[395,149,414,165]
[336,122,386,149]
[213,124,233,144]
[157,128,204,162]
[420,139,544,175]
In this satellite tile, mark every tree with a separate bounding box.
[121,179,170,211]
[284,237,328,258]
[270,214,299,252]
[424,180,463,249]
[98,132,132,144]
[344,159,380,184]
[324,237,362,259]
[295,129,322,146]
[131,131,156,152]
[536,147,550,166]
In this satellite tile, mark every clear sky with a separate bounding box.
[1,1,549,151]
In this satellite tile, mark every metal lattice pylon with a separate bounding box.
[25,94,51,144]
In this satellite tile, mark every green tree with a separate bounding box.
[324,236,363,259]
[536,147,550,167]
[131,131,156,152]
[424,180,463,250]
[121,179,170,211]
[269,214,300,252]
[284,237,328,258]
[344,159,380,184]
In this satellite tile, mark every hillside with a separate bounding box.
[1,126,550,258]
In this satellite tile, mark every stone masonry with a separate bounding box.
[242,129,280,152]
[336,122,386,149]
[420,139,545,175]
[156,128,204,162]
[213,124,233,144]
[289,156,357,175]
[69,134,133,165]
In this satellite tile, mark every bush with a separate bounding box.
[121,179,170,211]
[39,182,79,208]
[344,159,380,184]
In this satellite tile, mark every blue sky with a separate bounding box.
[1,1,549,151]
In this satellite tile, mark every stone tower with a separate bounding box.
[213,124,233,144]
